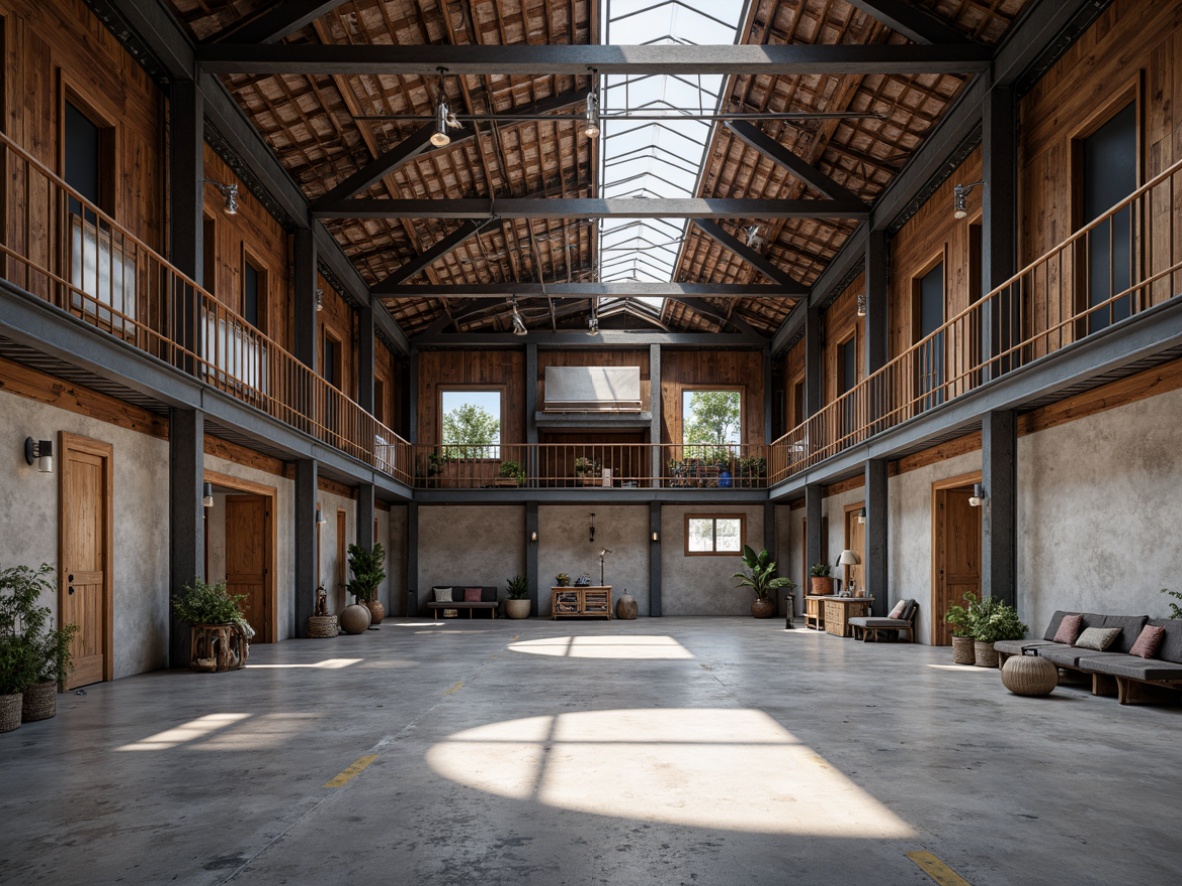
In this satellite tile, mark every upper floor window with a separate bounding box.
[914,261,945,409]
[683,389,741,460]
[441,389,501,458]
[323,331,342,390]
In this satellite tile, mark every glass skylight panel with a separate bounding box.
[598,0,748,313]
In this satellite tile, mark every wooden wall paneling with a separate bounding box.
[416,349,526,446]
[660,349,765,446]
[536,348,651,412]
[202,435,285,476]
[821,272,865,407]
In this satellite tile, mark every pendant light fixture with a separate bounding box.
[583,91,600,139]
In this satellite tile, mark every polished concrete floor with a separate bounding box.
[2,616,1179,886]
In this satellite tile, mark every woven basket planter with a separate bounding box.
[974,640,1001,668]
[0,692,22,733]
[1001,654,1058,697]
[22,682,57,722]
[751,597,777,619]
[306,615,339,638]
[951,636,975,665]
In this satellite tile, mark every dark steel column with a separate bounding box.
[525,343,538,486]
[169,80,204,282]
[865,458,889,615]
[804,304,823,418]
[294,229,318,369]
[357,483,375,550]
[650,344,662,483]
[526,501,539,617]
[649,502,662,617]
[982,84,1018,378]
[805,483,823,581]
[294,459,317,637]
[357,305,375,413]
[982,410,1017,609]
[405,501,419,617]
[168,408,204,667]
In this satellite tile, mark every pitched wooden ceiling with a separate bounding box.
[166,0,1028,338]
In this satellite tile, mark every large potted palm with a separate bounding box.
[733,546,796,618]
[347,543,387,627]
[505,575,530,619]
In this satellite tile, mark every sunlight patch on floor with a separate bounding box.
[426,708,915,836]
[509,635,694,659]
[116,713,251,751]
[247,658,362,669]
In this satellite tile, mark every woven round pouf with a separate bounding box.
[339,603,372,635]
[1001,654,1058,696]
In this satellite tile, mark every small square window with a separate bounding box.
[685,515,746,556]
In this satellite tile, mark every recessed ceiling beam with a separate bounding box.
[206,1,350,45]
[315,198,868,221]
[844,0,972,46]
[724,121,870,206]
[313,126,437,208]
[669,296,761,336]
[692,220,807,292]
[374,220,491,290]
[197,43,991,76]
[377,282,792,299]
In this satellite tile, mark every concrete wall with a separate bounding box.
[538,505,647,616]
[418,505,525,609]
[1018,387,1182,633]
[386,505,408,616]
[317,489,356,613]
[0,390,171,677]
[661,505,765,615]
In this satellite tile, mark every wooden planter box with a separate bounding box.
[190,624,249,671]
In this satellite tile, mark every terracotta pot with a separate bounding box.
[810,577,833,595]
[505,598,531,619]
[951,636,975,665]
[751,597,777,619]
[974,640,1000,668]
[0,692,22,733]
[22,682,57,722]
[365,598,385,626]
[340,603,372,634]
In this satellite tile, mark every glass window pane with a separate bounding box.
[441,390,501,458]
[687,518,714,552]
[715,519,742,552]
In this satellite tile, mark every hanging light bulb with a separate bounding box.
[431,98,451,147]
[583,91,600,139]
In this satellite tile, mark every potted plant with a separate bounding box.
[172,579,251,671]
[971,597,1028,667]
[24,618,78,722]
[736,456,766,488]
[555,573,571,587]
[348,542,387,627]
[505,575,530,619]
[0,564,53,733]
[423,450,451,488]
[809,562,833,596]
[496,460,526,487]
[944,591,977,665]
[732,545,796,619]
[574,457,600,486]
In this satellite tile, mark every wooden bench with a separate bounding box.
[427,601,498,620]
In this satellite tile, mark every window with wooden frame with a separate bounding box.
[682,388,742,463]
[1071,83,1139,336]
[242,250,267,332]
[440,388,502,458]
[685,514,746,556]
[837,332,857,439]
[912,256,946,412]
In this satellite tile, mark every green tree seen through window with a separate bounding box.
[683,390,740,460]
[442,394,500,458]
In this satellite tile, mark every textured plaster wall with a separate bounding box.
[538,506,648,616]
[418,505,525,609]
[317,490,355,612]
[1018,387,1182,631]
[202,456,295,640]
[888,450,981,645]
[661,505,764,615]
[0,390,171,677]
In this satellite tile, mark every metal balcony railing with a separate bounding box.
[0,131,413,485]
[770,155,1182,483]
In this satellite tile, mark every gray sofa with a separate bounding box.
[425,585,500,619]
[995,610,1182,704]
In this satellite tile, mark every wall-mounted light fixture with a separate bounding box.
[651,531,659,543]
[315,506,326,526]
[530,530,538,543]
[953,180,985,219]
[204,179,239,216]
[24,438,53,473]
[202,482,214,508]
[315,287,324,312]
[857,507,866,525]
[968,483,985,507]
[856,293,867,318]
[589,512,596,544]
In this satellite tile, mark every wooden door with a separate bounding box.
[932,483,981,645]
[844,505,866,593]
[59,433,112,690]
[336,509,348,612]
[225,495,268,641]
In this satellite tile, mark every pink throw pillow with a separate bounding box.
[887,600,906,619]
[1052,614,1083,645]
[464,587,483,602]
[1130,624,1165,659]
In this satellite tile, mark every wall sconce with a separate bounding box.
[651,531,659,543]
[856,293,867,318]
[953,180,985,219]
[202,482,214,508]
[968,483,985,507]
[315,506,326,526]
[203,179,239,216]
[24,438,53,473]
[857,507,866,524]
[530,531,538,543]
[315,288,324,312]
[589,512,595,543]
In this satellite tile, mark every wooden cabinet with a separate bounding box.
[551,586,613,619]
[804,596,827,630]
[824,597,874,637]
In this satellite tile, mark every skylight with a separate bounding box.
[597,0,748,316]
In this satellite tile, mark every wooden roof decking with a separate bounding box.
[167,0,1028,338]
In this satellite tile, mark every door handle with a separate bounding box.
[68,573,74,582]
[68,586,75,595]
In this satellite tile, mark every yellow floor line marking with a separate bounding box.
[444,681,463,695]
[322,755,377,788]
[907,851,972,886]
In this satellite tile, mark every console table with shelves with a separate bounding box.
[551,586,613,619]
